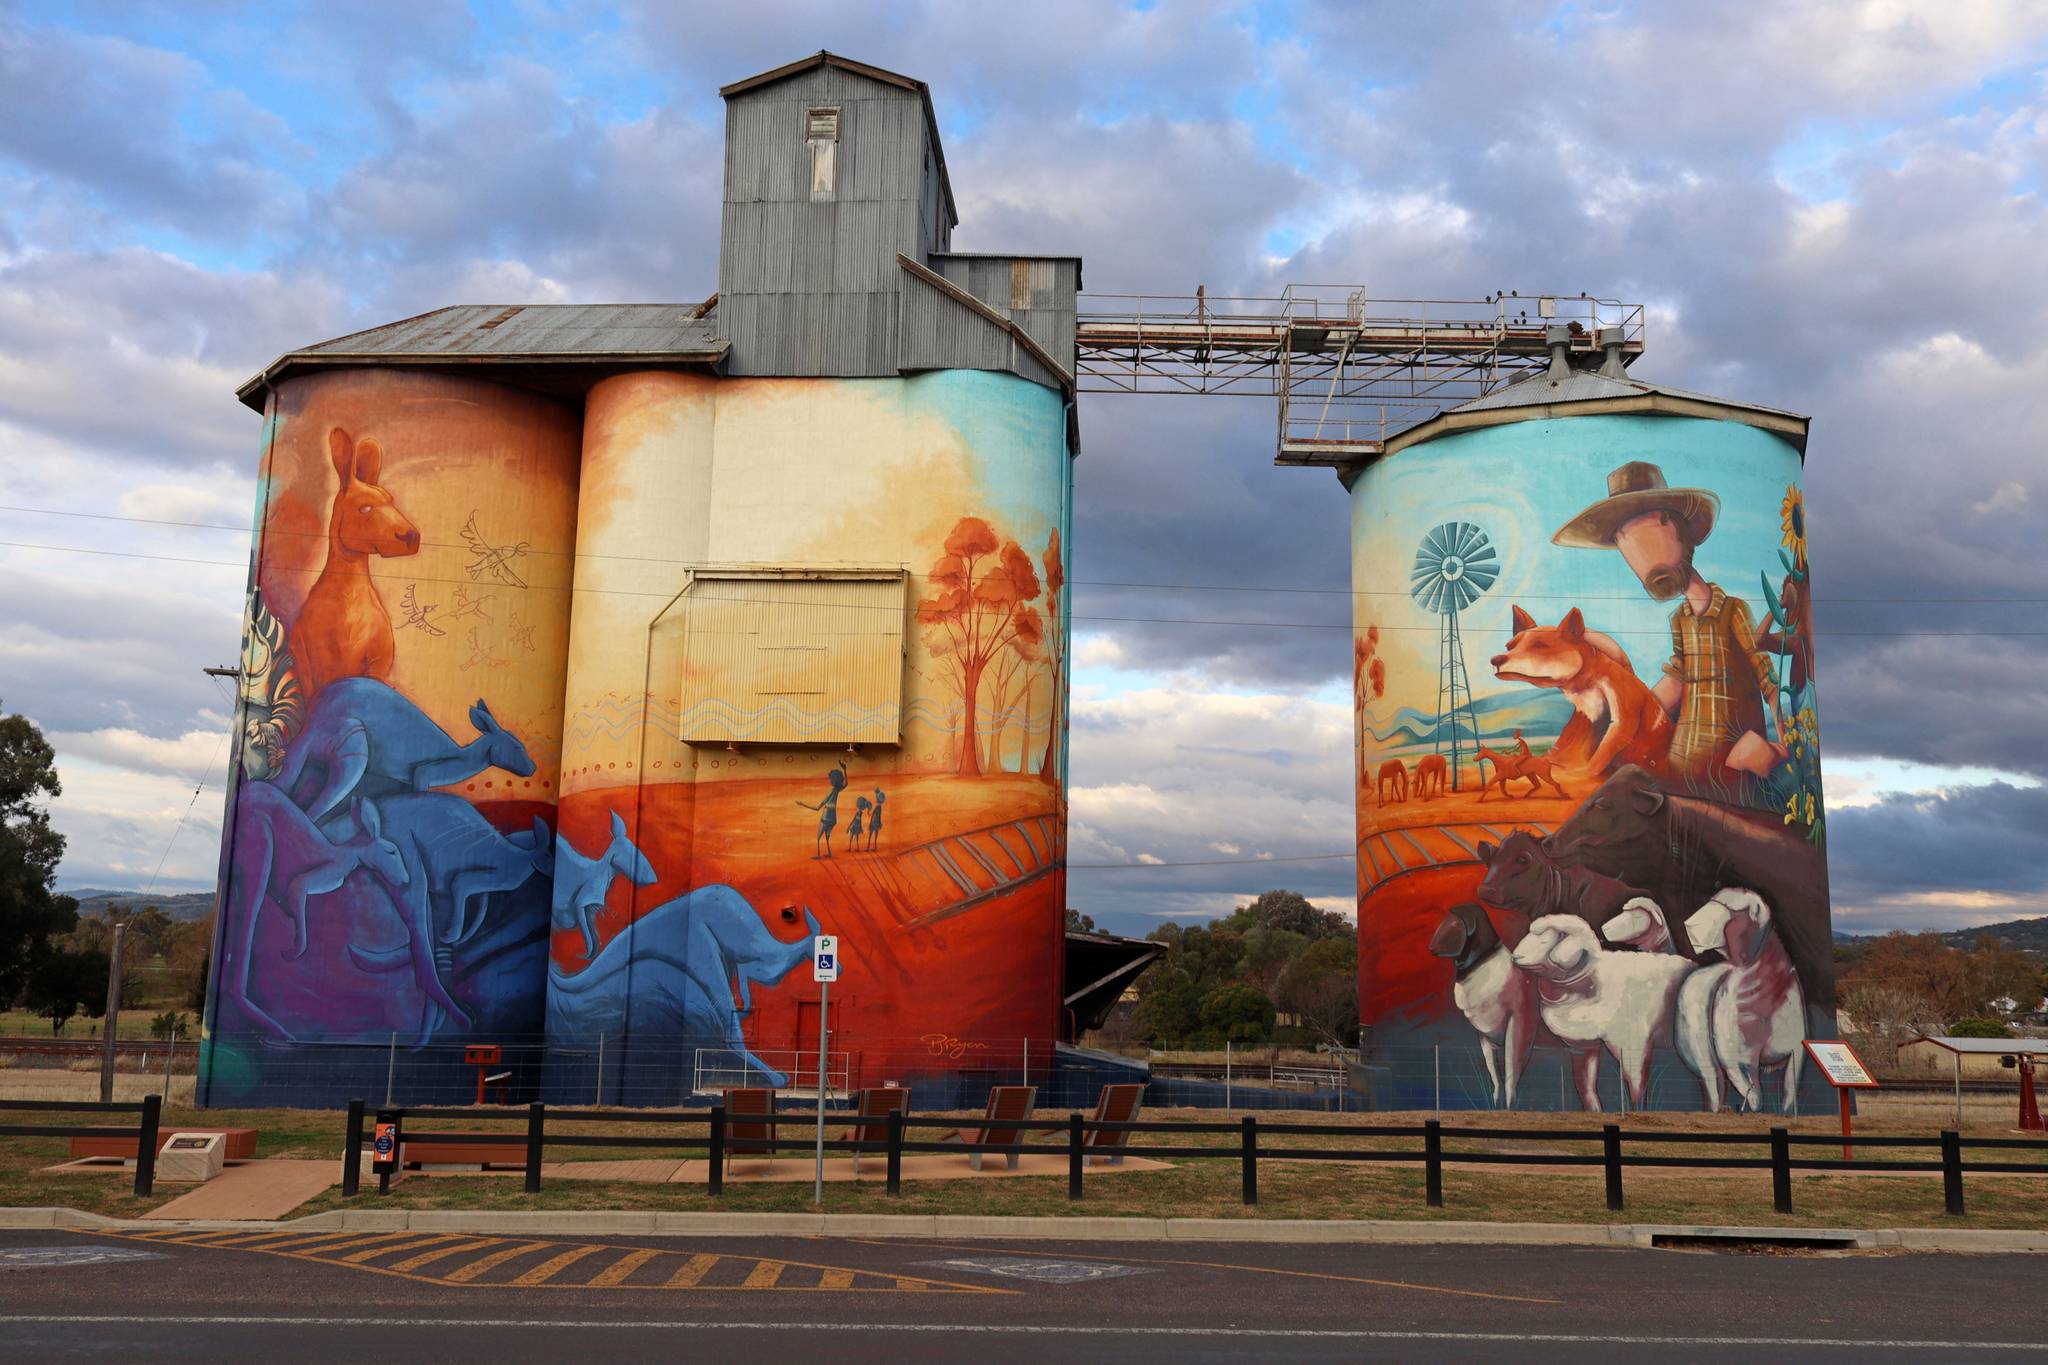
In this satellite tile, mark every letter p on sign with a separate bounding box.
[813,934,840,983]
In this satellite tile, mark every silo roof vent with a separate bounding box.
[1545,324,1574,383]
[1597,327,1629,378]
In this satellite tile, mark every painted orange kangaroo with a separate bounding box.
[293,429,420,701]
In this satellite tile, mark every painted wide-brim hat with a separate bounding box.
[1552,460,1719,548]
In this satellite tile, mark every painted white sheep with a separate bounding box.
[1428,903,1540,1109]
[1684,887,1805,1112]
[1596,896,1731,1109]
[1510,914,1693,1111]
[1603,896,1674,953]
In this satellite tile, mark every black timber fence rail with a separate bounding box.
[0,1095,162,1195]
[338,1099,2048,1217]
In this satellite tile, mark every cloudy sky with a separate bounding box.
[3,0,2047,938]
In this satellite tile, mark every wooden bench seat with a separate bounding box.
[398,1133,526,1169]
[71,1128,257,1162]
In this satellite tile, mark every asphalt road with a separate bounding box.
[3,1227,2047,1363]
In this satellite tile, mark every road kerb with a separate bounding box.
[5,1205,2048,1253]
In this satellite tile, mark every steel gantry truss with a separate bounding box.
[1072,287,1646,465]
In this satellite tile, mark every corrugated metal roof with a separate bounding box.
[237,304,727,409]
[1906,1036,2048,1055]
[1459,364,1808,421]
[1359,357,1812,470]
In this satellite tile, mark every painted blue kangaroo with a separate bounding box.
[273,678,535,825]
[224,784,411,1041]
[550,887,821,1086]
[334,792,552,1042]
[551,810,658,961]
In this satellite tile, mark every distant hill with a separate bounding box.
[64,888,217,922]
[1940,917,2048,953]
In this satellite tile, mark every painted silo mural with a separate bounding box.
[201,370,580,1105]
[544,368,1071,1104]
[1351,413,1830,1112]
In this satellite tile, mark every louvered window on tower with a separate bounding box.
[806,105,839,199]
[680,569,906,745]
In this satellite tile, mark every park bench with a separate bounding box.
[72,1127,256,1163]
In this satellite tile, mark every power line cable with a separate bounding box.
[3,537,2045,639]
[4,503,2042,606]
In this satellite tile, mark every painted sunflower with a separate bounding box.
[1781,485,1808,573]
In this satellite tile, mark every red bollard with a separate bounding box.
[2020,1055,2043,1133]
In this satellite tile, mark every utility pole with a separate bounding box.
[98,920,126,1103]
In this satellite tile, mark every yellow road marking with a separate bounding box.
[510,1244,607,1286]
[216,1231,375,1253]
[664,1253,720,1287]
[78,1230,1008,1295]
[585,1248,660,1287]
[839,1237,1562,1306]
[341,1234,467,1264]
[443,1241,549,1284]
[297,1232,422,1259]
[389,1239,500,1272]
[741,1260,787,1289]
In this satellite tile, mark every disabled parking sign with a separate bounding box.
[812,934,839,983]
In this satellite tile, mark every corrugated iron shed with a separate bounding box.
[237,304,727,410]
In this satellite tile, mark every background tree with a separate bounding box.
[1277,937,1360,1047]
[0,703,78,1007]
[24,946,108,1035]
[1037,528,1065,781]
[916,517,1042,776]
[1065,908,1097,934]
[1197,982,1275,1046]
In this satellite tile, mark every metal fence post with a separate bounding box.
[885,1108,903,1197]
[1240,1114,1257,1206]
[1434,1043,1441,1115]
[1769,1126,1792,1214]
[341,1099,365,1198]
[133,1093,161,1198]
[1941,1129,1965,1217]
[1602,1123,1623,1212]
[1424,1118,1443,1207]
[1067,1111,1084,1201]
[707,1103,725,1196]
[384,1031,397,1106]
[524,1102,546,1194]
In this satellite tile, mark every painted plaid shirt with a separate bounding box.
[1662,584,1776,776]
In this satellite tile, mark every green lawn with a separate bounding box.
[7,1101,2047,1230]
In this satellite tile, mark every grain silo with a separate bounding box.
[1347,327,1833,1112]
[200,52,1081,1108]
[198,367,581,1106]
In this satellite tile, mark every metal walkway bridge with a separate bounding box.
[1073,288,1645,465]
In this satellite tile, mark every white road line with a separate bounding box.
[0,1316,2038,1349]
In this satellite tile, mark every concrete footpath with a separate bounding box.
[5,1204,2047,1253]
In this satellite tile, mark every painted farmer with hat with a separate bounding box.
[1555,461,1783,783]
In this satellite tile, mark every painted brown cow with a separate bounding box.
[1545,765,1835,1018]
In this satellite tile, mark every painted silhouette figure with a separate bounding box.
[797,761,847,858]
[848,796,870,848]
[866,788,885,851]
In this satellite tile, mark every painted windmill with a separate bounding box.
[1409,521,1498,790]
